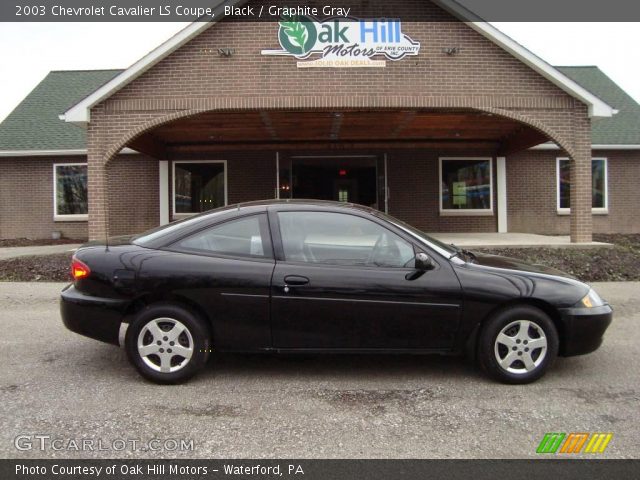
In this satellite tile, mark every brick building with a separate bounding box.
[1,0,639,242]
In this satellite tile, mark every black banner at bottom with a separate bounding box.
[2,459,639,480]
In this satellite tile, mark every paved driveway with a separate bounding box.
[0,282,637,459]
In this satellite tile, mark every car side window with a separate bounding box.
[277,211,415,268]
[173,214,272,259]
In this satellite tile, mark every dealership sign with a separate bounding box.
[261,16,421,68]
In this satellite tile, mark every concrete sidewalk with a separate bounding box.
[430,232,612,249]
[0,244,81,260]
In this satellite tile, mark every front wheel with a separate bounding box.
[125,303,211,384]
[477,305,559,384]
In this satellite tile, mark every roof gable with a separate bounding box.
[434,0,614,117]
[63,0,239,125]
[62,0,614,125]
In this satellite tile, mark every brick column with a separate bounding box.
[569,111,593,243]
[87,120,109,241]
[87,153,108,241]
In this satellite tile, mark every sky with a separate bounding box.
[1,22,639,123]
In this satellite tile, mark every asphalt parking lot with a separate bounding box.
[0,282,638,459]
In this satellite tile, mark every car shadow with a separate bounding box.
[70,342,615,389]
[199,351,483,383]
[72,342,485,384]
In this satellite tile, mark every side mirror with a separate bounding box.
[415,252,436,271]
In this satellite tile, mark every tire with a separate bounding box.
[477,305,559,384]
[125,303,211,384]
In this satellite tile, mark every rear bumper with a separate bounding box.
[60,284,129,346]
[558,304,613,357]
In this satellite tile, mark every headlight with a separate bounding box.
[578,288,605,308]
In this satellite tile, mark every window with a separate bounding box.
[557,158,608,213]
[54,163,88,219]
[440,158,493,214]
[278,211,415,268]
[173,215,272,259]
[173,161,226,215]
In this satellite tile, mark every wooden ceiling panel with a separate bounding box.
[139,109,549,153]
[154,111,271,143]
[268,111,336,140]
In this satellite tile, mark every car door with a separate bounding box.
[153,213,275,351]
[269,208,463,350]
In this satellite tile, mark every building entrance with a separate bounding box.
[278,156,386,211]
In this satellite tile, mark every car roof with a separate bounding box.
[235,199,376,214]
[134,198,462,260]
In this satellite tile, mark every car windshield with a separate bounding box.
[372,210,458,257]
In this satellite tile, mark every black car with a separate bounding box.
[61,200,612,384]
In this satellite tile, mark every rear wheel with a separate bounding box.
[478,305,558,384]
[125,303,211,384]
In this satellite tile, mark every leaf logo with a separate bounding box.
[279,16,312,54]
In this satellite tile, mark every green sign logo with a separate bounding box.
[279,16,317,55]
[262,16,421,67]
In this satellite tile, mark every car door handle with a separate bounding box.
[284,275,310,286]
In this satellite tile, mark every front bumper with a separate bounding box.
[558,304,613,356]
[60,284,129,346]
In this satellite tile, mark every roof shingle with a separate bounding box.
[557,66,640,145]
[0,70,122,151]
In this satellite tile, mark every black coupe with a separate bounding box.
[61,200,612,384]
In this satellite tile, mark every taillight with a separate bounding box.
[71,257,91,280]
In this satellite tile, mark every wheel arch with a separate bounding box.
[122,292,214,340]
[466,298,566,358]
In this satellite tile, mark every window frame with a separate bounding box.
[167,213,274,261]
[439,157,494,216]
[53,162,88,221]
[274,209,419,270]
[556,157,608,215]
[172,160,228,218]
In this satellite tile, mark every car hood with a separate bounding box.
[470,251,578,280]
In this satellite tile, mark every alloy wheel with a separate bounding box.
[137,317,194,373]
[494,319,548,374]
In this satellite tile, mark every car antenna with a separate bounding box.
[104,209,110,252]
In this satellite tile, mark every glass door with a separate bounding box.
[278,155,386,211]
